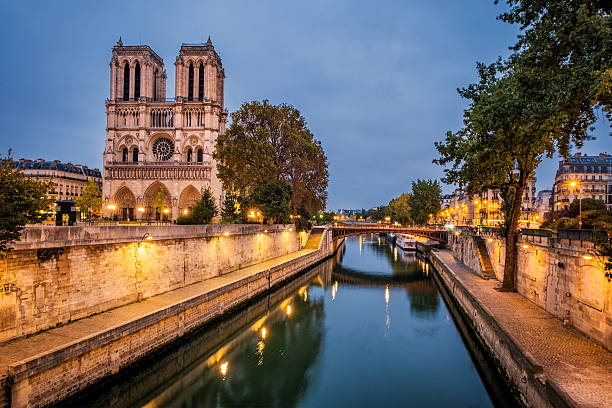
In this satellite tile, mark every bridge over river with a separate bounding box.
[331,222,448,244]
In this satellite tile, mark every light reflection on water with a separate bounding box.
[70,234,503,408]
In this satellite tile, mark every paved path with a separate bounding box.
[435,249,612,408]
[0,248,316,381]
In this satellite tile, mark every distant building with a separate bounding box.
[441,194,451,209]
[17,158,101,202]
[441,177,538,227]
[552,152,612,211]
[535,190,552,219]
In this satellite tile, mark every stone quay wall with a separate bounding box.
[430,254,572,408]
[449,232,611,351]
[0,224,308,344]
[5,228,334,408]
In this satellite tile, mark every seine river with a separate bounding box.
[66,235,514,408]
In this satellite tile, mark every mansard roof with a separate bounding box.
[16,159,101,178]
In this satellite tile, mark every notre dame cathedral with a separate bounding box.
[102,37,226,221]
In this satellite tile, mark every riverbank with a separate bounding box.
[430,249,612,408]
[0,229,336,408]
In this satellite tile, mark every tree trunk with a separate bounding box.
[501,173,527,292]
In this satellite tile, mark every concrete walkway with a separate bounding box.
[0,248,316,384]
[435,249,612,408]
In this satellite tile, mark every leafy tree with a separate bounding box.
[152,186,168,219]
[386,193,412,225]
[0,154,51,251]
[221,190,242,224]
[434,0,611,291]
[191,187,218,224]
[568,198,606,217]
[247,181,292,224]
[314,211,336,224]
[365,206,387,222]
[75,179,102,220]
[408,179,441,224]
[214,100,329,214]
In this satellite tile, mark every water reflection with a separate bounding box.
[66,234,502,408]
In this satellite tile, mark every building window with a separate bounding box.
[133,148,139,162]
[198,63,204,101]
[123,62,130,101]
[134,62,141,100]
[153,69,158,101]
[122,148,128,162]
[187,148,192,162]
[188,63,194,101]
[197,148,203,163]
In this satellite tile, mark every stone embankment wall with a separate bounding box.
[0,224,308,344]
[449,233,611,351]
[430,254,568,408]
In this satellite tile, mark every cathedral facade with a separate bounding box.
[102,38,227,221]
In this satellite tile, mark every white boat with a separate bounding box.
[395,234,416,251]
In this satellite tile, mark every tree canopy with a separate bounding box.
[434,1,611,291]
[75,179,102,220]
[177,187,218,225]
[386,193,412,225]
[246,181,292,224]
[408,179,441,224]
[214,100,329,215]
[0,154,51,251]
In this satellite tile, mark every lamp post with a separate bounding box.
[569,180,582,229]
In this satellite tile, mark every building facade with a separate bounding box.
[18,158,101,202]
[440,178,539,227]
[103,38,227,221]
[552,153,612,211]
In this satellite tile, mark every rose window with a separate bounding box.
[152,137,174,161]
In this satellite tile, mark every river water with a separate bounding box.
[67,234,513,408]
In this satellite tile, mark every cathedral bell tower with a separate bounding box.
[102,38,227,222]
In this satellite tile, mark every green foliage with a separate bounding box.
[221,190,242,224]
[364,206,387,222]
[386,193,412,225]
[314,211,336,224]
[294,216,312,232]
[190,187,218,224]
[408,179,441,224]
[434,1,611,290]
[75,179,102,220]
[214,100,329,214]
[568,198,606,217]
[247,181,292,224]
[152,187,168,213]
[175,215,194,225]
[0,154,52,251]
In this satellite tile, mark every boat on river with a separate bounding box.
[396,234,416,250]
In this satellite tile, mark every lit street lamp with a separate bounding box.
[569,180,582,229]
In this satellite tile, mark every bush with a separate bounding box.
[176,215,195,225]
[294,217,312,232]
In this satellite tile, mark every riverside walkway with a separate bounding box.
[434,249,612,408]
[0,246,322,407]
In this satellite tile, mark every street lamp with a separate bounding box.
[569,180,582,229]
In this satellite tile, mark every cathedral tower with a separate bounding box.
[103,38,227,221]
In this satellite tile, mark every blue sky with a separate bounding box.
[0,0,609,210]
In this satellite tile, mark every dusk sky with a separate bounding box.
[0,0,609,210]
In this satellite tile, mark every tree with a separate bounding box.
[221,190,242,224]
[178,187,218,225]
[0,154,51,251]
[247,181,291,224]
[152,186,168,219]
[568,198,606,217]
[214,100,329,214]
[75,179,102,220]
[435,0,610,291]
[408,179,441,224]
[191,187,218,224]
[386,193,412,225]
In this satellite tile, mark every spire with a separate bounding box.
[205,36,214,50]
[117,36,123,47]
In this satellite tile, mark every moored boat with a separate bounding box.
[396,234,416,250]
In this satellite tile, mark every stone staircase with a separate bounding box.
[304,227,325,250]
[473,236,497,280]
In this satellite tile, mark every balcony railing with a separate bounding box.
[110,161,211,167]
